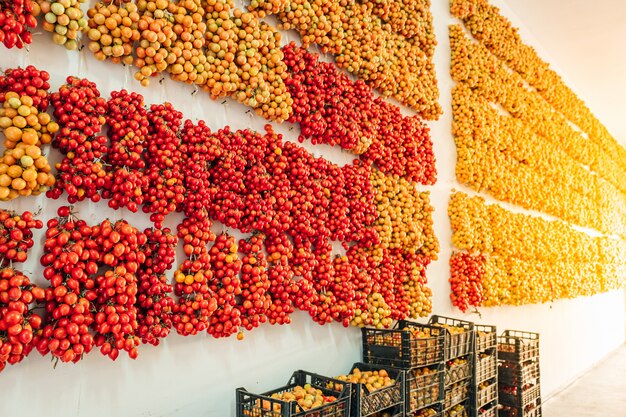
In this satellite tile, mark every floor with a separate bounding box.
[542,344,626,416]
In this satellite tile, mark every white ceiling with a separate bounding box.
[499,0,626,146]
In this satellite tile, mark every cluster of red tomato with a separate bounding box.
[101,89,150,212]
[0,267,45,372]
[0,208,45,372]
[0,62,440,371]
[0,0,37,49]
[449,252,486,313]
[37,206,177,362]
[46,76,109,203]
[0,208,43,264]
[0,66,51,112]
[283,43,437,185]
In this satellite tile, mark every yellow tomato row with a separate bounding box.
[482,256,625,307]
[78,0,292,122]
[452,83,626,237]
[450,192,626,306]
[450,0,626,173]
[449,192,626,263]
[450,25,626,197]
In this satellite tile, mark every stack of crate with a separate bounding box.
[428,315,474,417]
[498,331,542,417]
[362,320,446,416]
[471,324,498,417]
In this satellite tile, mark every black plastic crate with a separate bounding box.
[362,320,445,369]
[499,384,541,409]
[444,381,470,409]
[337,362,404,417]
[498,331,539,363]
[498,361,540,387]
[405,364,444,414]
[445,359,472,386]
[474,325,497,353]
[499,398,541,417]
[236,370,351,417]
[429,315,475,361]
[473,381,497,410]
[475,354,497,384]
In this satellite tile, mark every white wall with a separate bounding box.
[0,1,624,416]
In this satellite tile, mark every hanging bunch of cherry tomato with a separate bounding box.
[282,43,437,185]
[0,267,45,372]
[0,208,46,372]
[0,66,57,201]
[0,65,440,373]
[0,209,43,263]
[38,0,294,122]
[449,252,486,313]
[0,0,38,49]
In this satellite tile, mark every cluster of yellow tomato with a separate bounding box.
[449,193,626,263]
[349,169,438,324]
[350,292,394,330]
[450,0,626,173]
[449,24,626,198]
[35,0,88,51]
[371,169,439,260]
[404,264,433,319]
[449,192,626,306]
[85,2,140,65]
[482,257,620,307]
[366,0,436,50]
[82,0,292,121]
[247,0,441,120]
[451,82,626,237]
[0,93,57,200]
